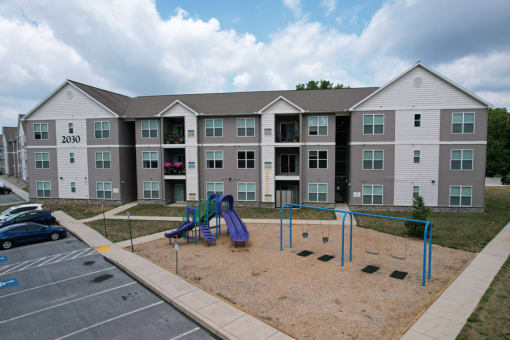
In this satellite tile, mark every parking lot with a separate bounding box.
[0,193,24,206]
[0,234,215,340]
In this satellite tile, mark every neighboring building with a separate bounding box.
[0,134,4,173]
[23,62,491,211]
[16,114,28,181]
[2,127,18,176]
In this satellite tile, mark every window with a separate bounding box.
[142,151,158,169]
[363,150,383,170]
[363,114,384,135]
[33,123,48,140]
[36,181,51,198]
[451,149,473,170]
[94,121,110,139]
[414,114,421,127]
[95,152,111,169]
[68,123,74,134]
[414,150,421,164]
[450,186,472,206]
[71,182,76,193]
[35,152,49,169]
[413,185,420,198]
[309,150,328,169]
[141,120,158,138]
[206,151,223,169]
[308,184,327,202]
[69,152,75,164]
[280,154,297,174]
[237,118,255,137]
[452,112,475,134]
[143,181,160,199]
[362,185,383,205]
[96,182,112,199]
[238,151,255,169]
[205,119,223,137]
[237,182,256,201]
[308,116,328,136]
[280,121,298,142]
[207,182,224,196]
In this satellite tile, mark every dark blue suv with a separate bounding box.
[0,210,56,229]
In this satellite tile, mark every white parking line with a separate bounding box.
[54,301,164,340]
[0,282,136,325]
[0,267,116,299]
[0,236,79,254]
[169,327,200,340]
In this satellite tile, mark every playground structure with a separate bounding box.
[279,203,432,287]
[165,193,249,247]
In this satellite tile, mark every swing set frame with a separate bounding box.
[279,203,432,287]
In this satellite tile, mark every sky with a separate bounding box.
[0,0,509,130]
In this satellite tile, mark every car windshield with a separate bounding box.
[5,213,23,222]
[0,207,15,217]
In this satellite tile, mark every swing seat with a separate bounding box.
[302,232,308,238]
[322,237,329,243]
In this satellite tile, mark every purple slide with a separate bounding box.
[165,221,194,240]
[217,194,249,244]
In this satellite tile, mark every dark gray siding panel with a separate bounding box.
[119,147,137,203]
[135,119,161,145]
[87,148,122,201]
[439,108,488,142]
[27,148,59,198]
[25,120,56,146]
[199,116,260,144]
[135,147,163,201]
[86,118,119,145]
[302,145,335,203]
[350,110,395,142]
[302,113,336,143]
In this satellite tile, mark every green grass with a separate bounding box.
[86,219,180,243]
[119,204,186,217]
[457,254,510,339]
[43,203,118,220]
[235,206,336,220]
[353,186,510,253]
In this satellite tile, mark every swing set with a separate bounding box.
[279,203,432,287]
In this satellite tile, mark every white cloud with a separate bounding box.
[321,0,336,16]
[282,0,302,17]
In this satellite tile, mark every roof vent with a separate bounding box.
[66,90,74,99]
[414,77,423,88]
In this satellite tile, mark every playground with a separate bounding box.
[132,202,474,339]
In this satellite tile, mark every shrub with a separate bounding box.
[404,195,431,238]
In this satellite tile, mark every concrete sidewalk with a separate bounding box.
[55,211,294,340]
[402,221,510,340]
[80,201,138,222]
[0,175,29,201]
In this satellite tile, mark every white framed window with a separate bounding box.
[308,116,328,136]
[143,181,160,199]
[69,152,75,164]
[141,120,158,138]
[142,151,158,169]
[309,150,328,169]
[68,123,74,134]
[237,118,255,137]
[95,152,111,169]
[451,149,473,170]
[71,182,76,193]
[96,182,112,199]
[237,151,255,169]
[206,182,224,196]
[450,186,472,206]
[363,114,384,135]
[413,185,420,199]
[308,183,328,202]
[94,121,110,139]
[414,114,421,127]
[452,112,475,134]
[362,150,383,170]
[237,182,256,201]
[36,181,51,198]
[35,152,49,169]
[362,185,383,205]
[33,123,48,140]
[205,119,223,137]
[414,150,421,164]
[206,151,223,169]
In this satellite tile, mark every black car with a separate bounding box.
[0,210,56,229]
[0,185,12,195]
[0,223,67,249]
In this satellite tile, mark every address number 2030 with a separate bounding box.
[61,135,81,143]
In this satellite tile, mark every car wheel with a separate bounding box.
[1,240,13,249]
[50,232,60,241]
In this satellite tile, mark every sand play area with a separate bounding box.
[132,222,474,339]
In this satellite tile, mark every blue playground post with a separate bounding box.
[194,207,198,245]
[289,206,293,249]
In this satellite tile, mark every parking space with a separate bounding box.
[0,193,24,206]
[0,235,215,340]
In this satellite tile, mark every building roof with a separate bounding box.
[2,127,18,141]
[65,80,378,117]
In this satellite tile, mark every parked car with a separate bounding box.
[0,210,56,229]
[0,223,67,249]
[0,204,44,222]
[0,181,12,195]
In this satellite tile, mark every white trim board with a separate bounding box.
[349,141,486,146]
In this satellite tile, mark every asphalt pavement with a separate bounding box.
[0,193,24,206]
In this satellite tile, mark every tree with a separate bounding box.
[404,195,430,238]
[486,108,510,178]
[295,80,346,90]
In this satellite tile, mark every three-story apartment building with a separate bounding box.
[23,62,491,211]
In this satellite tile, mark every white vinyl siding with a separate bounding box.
[206,151,223,169]
[96,182,112,199]
[308,183,327,202]
[35,152,50,169]
[261,111,275,203]
[142,120,158,138]
[205,119,223,137]
[450,186,472,206]
[33,123,48,140]
[237,182,255,201]
[362,185,383,205]
[309,150,328,169]
[94,121,110,139]
[143,181,160,199]
[362,150,383,170]
[207,182,224,196]
[308,116,328,136]
[142,151,158,169]
[451,149,473,170]
[237,118,255,137]
[36,181,51,198]
[95,152,111,169]
[363,114,384,135]
[452,112,475,134]
[237,151,255,169]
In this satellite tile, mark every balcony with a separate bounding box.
[275,147,299,180]
[163,117,185,145]
[275,115,299,143]
[164,149,186,179]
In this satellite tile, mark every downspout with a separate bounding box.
[160,117,164,205]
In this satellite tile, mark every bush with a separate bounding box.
[404,195,431,238]
[504,173,510,185]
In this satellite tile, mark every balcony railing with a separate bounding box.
[164,162,186,175]
[164,134,185,144]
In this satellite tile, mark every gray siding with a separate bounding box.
[199,116,260,144]
[87,148,122,201]
[439,108,488,141]
[302,145,335,203]
[119,147,137,203]
[350,110,395,142]
[302,113,336,143]
[135,147,163,201]
[135,119,161,145]
[86,118,120,145]
[25,120,56,146]
[27,148,59,198]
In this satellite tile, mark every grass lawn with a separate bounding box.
[43,203,118,220]
[236,206,336,220]
[86,219,180,243]
[353,186,510,253]
[457,254,510,339]
[119,204,186,217]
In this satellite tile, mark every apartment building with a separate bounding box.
[16,114,28,181]
[0,135,4,173]
[23,62,490,211]
[2,127,18,176]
